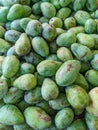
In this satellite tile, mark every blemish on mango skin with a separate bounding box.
[67,64,73,72]
[41,116,51,122]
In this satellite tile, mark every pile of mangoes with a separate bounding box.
[0,0,98,130]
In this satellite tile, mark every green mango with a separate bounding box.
[2,55,20,78]
[11,19,24,32]
[23,5,32,17]
[56,32,76,47]
[49,17,63,28]
[86,87,98,117]
[56,7,71,20]
[77,33,95,48]
[24,87,42,105]
[0,104,24,125]
[36,100,56,115]
[41,2,56,18]
[7,4,24,21]
[20,18,32,31]
[32,36,49,57]
[37,60,62,77]
[71,43,92,62]
[74,73,89,90]
[66,85,89,109]
[14,123,33,130]
[67,119,87,130]
[49,93,70,110]
[85,69,98,86]
[64,17,76,30]
[0,26,6,38]
[42,24,57,42]
[0,38,11,55]
[57,47,73,62]
[32,1,42,15]
[5,30,21,44]
[26,20,42,37]
[19,63,35,75]
[41,78,59,101]
[67,26,85,35]
[13,74,37,90]
[85,19,97,34]
[24,107,52,129]
[85,112,98,130]
[74,10,91,25]
[0,78,8,99]
[55,108,74,129]
[0,7,9,23]
[91,54,98,70]
[60,0,72,7]
[86,0,97,11]
[3,87,23,104]
[73,0,86,11]
[15,33,31,56]
[55,60,81,86]
[25,52,44,66]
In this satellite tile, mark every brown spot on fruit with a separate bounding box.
[67,64,73,72]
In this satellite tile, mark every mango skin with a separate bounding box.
[49,93,70,110]
[41,78,59,101]
[77,33,95,48]
[85,112,98,130]
[14,123,33,130]
[49,17,63,28]
[13,74,37,90]
[2,55,20,78]
[57,47,73,62]
[41,2,56,18]
[37,60,62,77]
[0,7,9,23]
[0,26,6,38]
[15,33,31,56]
[91,54,98,70]
[0,78,8,99]
[74,73,89,91]
[86,87,98,117]
[56,32,76,47]
[73,0,86,11]
[20,63,35,75]
[85,69,98,86]
[24,87,42,105]
[71,43,92,62]
[0,104,24,125]
[66,85,89,109]
[67,119,87,130]
[56,7,71,20]
[74,10,91,25]
[42,24,57,42]
[24,106,52,129]
[7,4,24,21]
[3,87,23,104]
[0,38,11,55]
[11,19,24,32]
[26,20,42,37]
[67,26,84,35]
[5,30,21,44]
[85,19,97,34]
[55,60,81,86]
[55,108,74,129]
[32,36,49,57]
[64,17,76,29]
[25,52,44,66]
[20,18,32,31]
[86,0,98,11]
